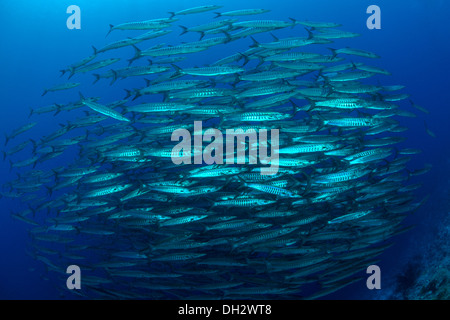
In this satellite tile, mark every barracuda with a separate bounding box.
[323,117,383,127]
[173,65,245,77]
[79,94,131,122]
[278,143,341,154]
[213,198,276,207]
[314,166,371,184]
[328,210,372,224]
[344,148,393,165]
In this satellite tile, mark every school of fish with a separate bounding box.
[1,5,432,299]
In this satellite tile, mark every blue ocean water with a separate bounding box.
[0,0,449,299]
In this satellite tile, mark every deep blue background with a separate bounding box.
[0,0,449,299]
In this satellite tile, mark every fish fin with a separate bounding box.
[249,36,260,48]
[54,104,62,116]
[235,176,247,187]
[133,90,142,101]
[205,198,216,212]
[110,70,118,85]
[393,147,399,159]
[44,185,53,197]
[328,47,337,58]
[124,89,133,100]
[179,25,188,36]
[424,120,436,138]
[289,17,298,28]
[300,171,312,196]
[208,78,217,88]
[270,33,279,41]
[238,52,250,66]
[59,69,66,77]
[253,54,265,67]
[221,30,232,43]
[128,45,141,66]
[92,74,101,84]
[4,133,10,146]
[106,24,114,37]
[170,64,182,78]
[289,99,300,115]
[29,139,37,153]
[305,27,314,40]
[28,205,36,219]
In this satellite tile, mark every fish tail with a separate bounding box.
[238,52,250,66]
[213,12,221,18]
[143,78,152,90]
[222,30,232,43]
[128,45,141,66]
[4,133,10,146]
[253,54,264,67]
[123,89,133,100]
[249,36,260,48]
[110,70,118,85]
[106,24,114,37]
[92,46,98,55]
[198,31,205,41]
[1,151,6,161]
[41,89,48,96]
[289,17,298,28]
[54,104,62,116]
[300,171,312,196]
[28,108,34,118]
[168,12,175,18]
[133,91,142,101]
[289,99,300,115]
[170,64,182,78]
[45,185,53,197]
[327,47,337,58]
[29,139,37,153]
[92,74,101,84]
[179,25,188,36]
[305,27,314,39]
[270,32,279,41]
